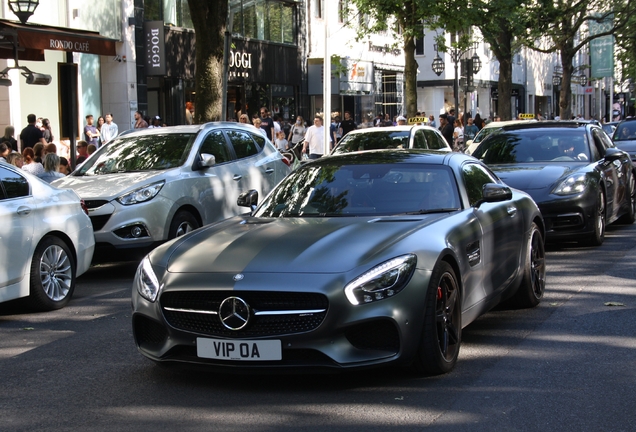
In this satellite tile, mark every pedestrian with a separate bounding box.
[428,115,436,128]
[21,147,44,176]
[1,126,18,151]
[41,118,54,143]
[330,115,340,148]
[273,114,282,137]
[87,144,97,156]
[452,118,464,152]
[252,118,268,138]
[95,116,105,146]
[302,115,325,159]
[274,131,289,152]
[37,153,65,183]
[473,114,483,130]
[100,113,118,145]
[259,107,275,141]
[76,140,89,165]
[83,115,100,147]
[447,109,456,127]
[33,143,45,163]
[59,157,72,175]
[134,111,148,129]
[339,111,357,139]
[374,113,383,127]
[0,142,9,162]
[382,113,393,127]
[438,113,454,147]
[44,143,57,156]
[396,115,407,126]
[149,116,162,128]
[238,114,250,125]
[185,101,194,125]
[6,152,23,168]
[288,116,306,159]
[464,117,479,142]
[19,114,47,150]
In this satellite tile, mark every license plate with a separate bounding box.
[197,337,282,361]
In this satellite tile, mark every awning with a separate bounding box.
[0,19,117,61]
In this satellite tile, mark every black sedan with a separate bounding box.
[612,118,636,166]
[472,121,636,246]
[132,150,545,375]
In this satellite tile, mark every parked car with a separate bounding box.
[53,123,290,260]
[0,163,94,310]
[465,120,536,155]
[331,125,451,155]
[611,118,636,166]
[472,121,636,245]
[132,150,545,375]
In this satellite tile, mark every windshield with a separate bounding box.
[613,123,636,142]
[254,162,461,217]
[75,133,196,175]
[471,127,498,145]
[332,131,410,154]
[472,129,591,164]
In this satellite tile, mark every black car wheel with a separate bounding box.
[618,172,636,224]
[28,236,76,311]
[169,211,199,239]
[507,222,546,308]
[413,261,461,375]
[584,189,606,246]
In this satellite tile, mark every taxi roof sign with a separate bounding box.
[408,117,428,124]
[519,113,535,119]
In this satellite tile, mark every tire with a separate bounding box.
[584,188,605,246]
[168,211,199,239]
[617,172,636,224]
[507,222,546,308]
[412,261,461,376]
[28,236,76,311]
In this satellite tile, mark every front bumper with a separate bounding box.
[131,269,432,371]
[537,192,597,240]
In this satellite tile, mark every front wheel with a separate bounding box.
[583,189,605,246]
[28,236,76,311]
[168,211,199,239]
[507,222,546,308]
[412,261,461,376]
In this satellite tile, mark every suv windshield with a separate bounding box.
[332,131,410,154]
[75,133,196,175]
[613,122,636,142]
[254,162,460,217]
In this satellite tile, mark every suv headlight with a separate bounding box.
[552,174,587,196]
[117,181,164,205]
[136,256,162,302]
[344,254,417,305]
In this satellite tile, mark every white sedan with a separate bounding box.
[0,163,95,310]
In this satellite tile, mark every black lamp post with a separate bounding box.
[8,0,39,24]
[432,54,445,76]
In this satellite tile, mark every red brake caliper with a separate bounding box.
[437,286,443,300]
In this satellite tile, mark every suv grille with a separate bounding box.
[89,214,112,231]
[84,199,109,209]
[161,291,328,338]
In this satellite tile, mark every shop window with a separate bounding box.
[231,0,296,44]
[144,0,193,29]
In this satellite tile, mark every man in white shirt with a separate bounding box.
[100,113,118,146]
[303,116,325,159]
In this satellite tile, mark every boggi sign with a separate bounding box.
[143,21,166,76]
[229,51,252,69]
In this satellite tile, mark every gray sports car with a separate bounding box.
[132,150,545,375]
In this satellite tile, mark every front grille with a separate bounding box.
[134,315,169,347]
[161,291,329,338]
[546,213,583,231]
[89,214,112,231]
[345,319,400,353]
[84,199,109,209]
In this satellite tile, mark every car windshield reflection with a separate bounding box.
[75,133,196,175]
[255,163,461,217]
[333,131,411,154]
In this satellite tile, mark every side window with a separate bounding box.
[251,133,266,150]
[424,129,447,150]
[0,167,29,199]
[413,130,427,149]
[591,129,608,158]
[200,131,231,164]
[226,130,259,159]
[462,163,498,206]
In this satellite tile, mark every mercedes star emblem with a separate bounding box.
[233,274,244,281]
[219,296,251,330]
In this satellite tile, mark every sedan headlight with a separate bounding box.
[552,174,587,196]
[344,254,417,305]
[117,181,164,205]
[136,256,162,302]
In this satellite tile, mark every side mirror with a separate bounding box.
[238,190,258,211]
[604,147,624,162]
[197,153,216,170]
[476,183,512,207]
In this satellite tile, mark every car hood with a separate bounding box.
[52,171,166,199]
[159,215,446,274]
[490,163,581,190]
[614,140,636,153]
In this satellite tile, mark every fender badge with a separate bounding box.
[233,274,244,281]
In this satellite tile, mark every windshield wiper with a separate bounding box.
[396,208,459,215]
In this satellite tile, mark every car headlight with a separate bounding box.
[344,254,417,305]
[117,181,164,205]
[552,174,587,196]
[136,256,162,302]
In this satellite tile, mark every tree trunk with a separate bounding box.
[187,0,228,123]
[493,29,514,120]
[559,44,575,121]
[403,35,418,118]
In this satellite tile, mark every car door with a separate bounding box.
[423,128,451,151]
[249,132,285,189]
[191,129,243,223]
[0,166,34,294]
[461,162,524,297]
[592,128,624,219]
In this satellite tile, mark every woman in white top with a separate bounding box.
[21,147,45,176]
[453,118,464,152]
[252,118,268,139]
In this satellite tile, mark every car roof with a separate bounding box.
[113,122,260,137]
[344,125,438,134]
[482,120,537,129]
[498,120,592,131]
[311,149,469,166]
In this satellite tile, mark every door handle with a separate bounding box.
[265,168,274,174]
[233,174,243,181]
[507,206,517,217]
[17,206,31,216]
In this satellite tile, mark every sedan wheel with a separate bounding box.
[507,222,545,308]
[169,211,200,239]
[585,189,605,246]
[412,261,461,375]
[28,236,76,311]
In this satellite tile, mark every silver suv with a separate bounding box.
[53,123,290,260]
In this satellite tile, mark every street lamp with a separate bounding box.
[471,53,482,74]
[553,65,563,87]
[8,0,39,24]
[432,54,445,76]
